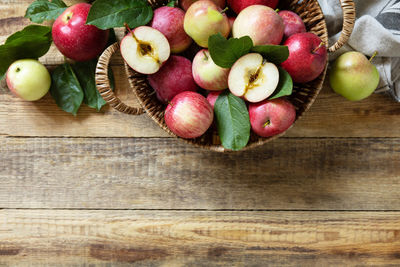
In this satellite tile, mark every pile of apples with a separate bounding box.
[120,0,327,140]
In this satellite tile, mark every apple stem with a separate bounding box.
[275,8,280,13]
[124,23,132,34]
[263,120,270,128]
[203,51,209,60]
[312,42,325,53]
[220,7,229,14]
[369,51,378,62]
[125,22,141,44]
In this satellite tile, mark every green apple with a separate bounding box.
[330,51,380,101]
[6,59,51,101]
[184,0,230,48]
[192,49,230,91]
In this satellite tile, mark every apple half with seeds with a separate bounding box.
[228,53,279,103]
[120,26,170,75]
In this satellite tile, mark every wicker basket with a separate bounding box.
[96,0,356,152]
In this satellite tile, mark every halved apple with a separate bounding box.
[120,26,170,75]
[228,53,279,103]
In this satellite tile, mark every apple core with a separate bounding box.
[131,33,161,65]
[245,62,265,93]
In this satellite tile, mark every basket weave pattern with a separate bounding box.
[96,0,356,152]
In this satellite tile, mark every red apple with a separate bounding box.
[232,5,284,46]
[278,10,306,40]
[148,55,197,103]
[180,0,226,11]
[227,0,279,14]
[249,98,296,137]
[281,33,327,83]
[228,53,279,103]
[121,26,170,75]
[150,6,192,53]
[207,90,223,109]
[165,91,214,139]
[52,3,109,62]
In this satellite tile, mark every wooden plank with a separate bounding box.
[0,210,399,266]
[2,137,400,210]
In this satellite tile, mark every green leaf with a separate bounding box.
[208,34,253,68]
[269,67,293,100]
[0,25,52,80]
[251,45,289,65]
[5,25,52,44]
[86,0,153,30]
[166,0,177,7]
[25,0,67,23]
[214,91,250,151]
[72,60,107,111]
[50,63,84,115]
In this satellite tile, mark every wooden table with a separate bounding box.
[2,1,400,266]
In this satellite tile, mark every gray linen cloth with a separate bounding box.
[319,0,400,101]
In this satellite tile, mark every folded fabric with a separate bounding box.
[319,0,400,101]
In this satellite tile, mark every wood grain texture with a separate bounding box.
[1,210,400,266]
[2,136,400,210]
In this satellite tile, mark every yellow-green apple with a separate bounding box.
[52,3,109,62]
[165,91,214,139]
[150,6,192,53]
[121,26,170,75]
[6,59,51,101]
[249,98,296,137]
[207,90,223,109]
[330,51,380,101]
[184,0,230,48]
[180,0,226,10]
[232,5,284,45]
[192,49,230,91]
[228,53,279,103]
[278,10,306,40]
[281,32,327,83]
[227,0,279,14]
[148,55,197,103]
